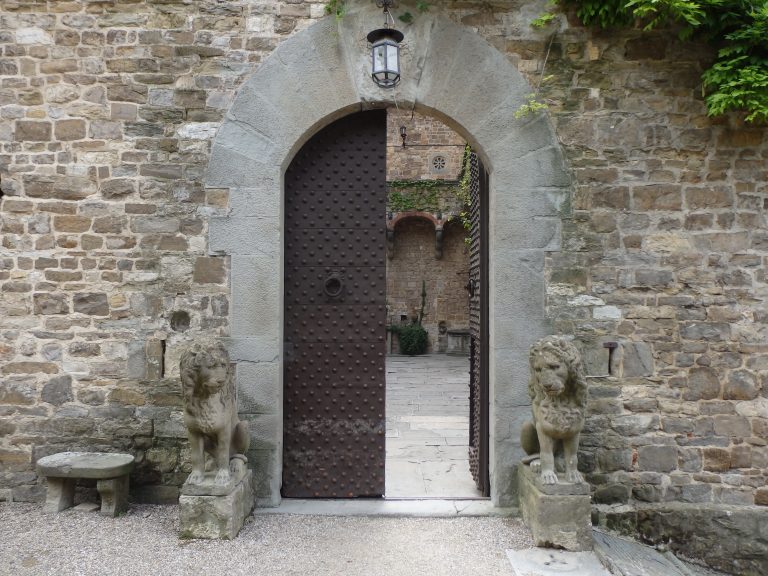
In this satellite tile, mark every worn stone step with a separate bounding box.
[593,529,729,576]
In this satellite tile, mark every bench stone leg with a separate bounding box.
[44,478,75,513]
[97,475,129,517]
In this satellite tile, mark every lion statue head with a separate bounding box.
[179,340,232,399]
[528,335,587,410]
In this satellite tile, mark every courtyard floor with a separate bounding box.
[385,354,481,499]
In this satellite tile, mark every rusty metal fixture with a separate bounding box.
[282,110,387,498]
[603,341,619,374]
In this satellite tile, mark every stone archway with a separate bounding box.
[204,2,571,507]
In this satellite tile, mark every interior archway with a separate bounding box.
[204,2,571,506]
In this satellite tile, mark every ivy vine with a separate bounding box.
[324,0,768,122]
[387,179,462,213]
[454,144,473,245]
[545,0,768,122]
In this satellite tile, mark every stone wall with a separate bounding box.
[385,108,470,352]
[387,108,466,180]
[0,3,767,566]
[386,219,469,352]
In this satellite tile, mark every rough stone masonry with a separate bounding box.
[0,1,766,574]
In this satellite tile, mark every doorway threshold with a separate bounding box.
[254,498,518,518]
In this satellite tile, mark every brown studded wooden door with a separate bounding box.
[468,151,490,497]
[282,110,387,498]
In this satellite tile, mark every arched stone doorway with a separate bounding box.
[204,2,571,507]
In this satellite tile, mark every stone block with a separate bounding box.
[625,37,667,60]
[33,293,69,315]
[15,121,52,141]
[54,215,91,233]
[193,256,227,284]
[684,367,721,401]
[637,445,677,473]
[703,447,731,472]
[619,342,654,377]
[724,370,759,400]
[680,322,730,342]
[713,415,751,438]
[23,174,96,201]
[236,361,280,415]
[230,255,280,339]
[41,375,73,406]
[101,178,136,200]
[209,216,279,257]
[179,469,254,539]
[55,119,86,141]
[632,184,682,210]
[517,463,592,551]
[73,293,109,316]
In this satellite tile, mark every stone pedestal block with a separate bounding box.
[97,475,130,517]
[518,462,592,551]
[179,469,255,540]
[43,477,75,513]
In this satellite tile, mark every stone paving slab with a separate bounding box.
[506,549,611,576]
[256,498,514,517]
[386,355,479,498]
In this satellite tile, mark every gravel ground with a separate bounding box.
[0,502,534,576]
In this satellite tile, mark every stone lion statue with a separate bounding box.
[520,335,588,485]
[180,341,250,488]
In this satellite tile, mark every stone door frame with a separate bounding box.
[205,3,571,506]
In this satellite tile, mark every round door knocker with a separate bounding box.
[324,274,344,298]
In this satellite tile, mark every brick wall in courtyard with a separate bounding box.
[0,0,766,526]
[386,219,469,352]
[385,108,470,352]
[387,108,466,181]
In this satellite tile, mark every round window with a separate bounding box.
[431,155,447,173]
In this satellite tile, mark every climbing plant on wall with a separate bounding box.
[555,0,768,123]
[326,0,768,123]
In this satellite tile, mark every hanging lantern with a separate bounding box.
[367,27,404,88]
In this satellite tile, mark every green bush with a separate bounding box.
[395,323,429,356]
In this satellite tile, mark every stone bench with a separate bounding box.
[36,452,135,517]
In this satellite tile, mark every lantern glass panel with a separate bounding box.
[373,43,387,73]
[386,43,399,70]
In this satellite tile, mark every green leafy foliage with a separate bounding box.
[324,0,345,20]
[387,180,446,212]
[447,144,474,245]
[393,322,429,355]
[560,0,768,122]
[701,3,768,122]
[390,280,429,355]
[514,93,550,118]
[532,12,558,28]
